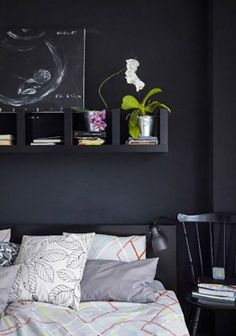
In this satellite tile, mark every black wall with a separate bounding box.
[0,0,212,225]
[213,0,236,212]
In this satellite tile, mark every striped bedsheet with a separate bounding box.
[0,290,189,336]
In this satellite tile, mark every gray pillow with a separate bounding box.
[152,279,165,291]
[0,265,20,316]
[0,242,20,266]
[80,258,158,303]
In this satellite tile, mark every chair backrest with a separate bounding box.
[177,213,236,285]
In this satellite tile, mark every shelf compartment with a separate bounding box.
[119,108,168,147]
[0,111,17,146]
[72,110,112,145]
[25,111,64,145]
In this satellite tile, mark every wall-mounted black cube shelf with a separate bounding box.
[0,108,168,153]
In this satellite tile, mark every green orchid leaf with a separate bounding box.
[71,106,90,112]
[128,110,140,139]
[144,105,153,113]
[129,109,139,127]
[145,101,171,113]
[141,88,162,107]
[160,103,171,113]
[129,125,140,139]
[121,95,141,110]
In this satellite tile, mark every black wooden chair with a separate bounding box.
[177,213,236,336]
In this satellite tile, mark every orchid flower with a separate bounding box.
[90,110,107,131]
[125,59,145,92]
[98,58,145,109]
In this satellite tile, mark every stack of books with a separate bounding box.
[0,134,15,145]
[192,283,236,303]
[74,131,106,146]
[30,136,63,145]
[126,136,158,145]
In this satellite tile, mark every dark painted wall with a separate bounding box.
[212,3,236,333]
[213,0,236,213]
[0,0,211,226]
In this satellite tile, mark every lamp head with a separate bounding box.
[151,224,168,253]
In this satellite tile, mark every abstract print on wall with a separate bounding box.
[0,28,85,110]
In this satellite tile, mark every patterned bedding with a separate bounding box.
[0,290,189,336]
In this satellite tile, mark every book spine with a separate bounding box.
[198,289,235,297]
[74,131,106,137]
[192,292,235,302]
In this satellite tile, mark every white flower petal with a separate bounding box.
[125,59,145,91]
[135,79,145,92]
[126,59,140,72]
[125,70,136,83]
[125,72,145,92]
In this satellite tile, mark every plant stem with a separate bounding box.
[98,67,126,109]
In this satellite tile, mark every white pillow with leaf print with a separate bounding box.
[9,233,95,311]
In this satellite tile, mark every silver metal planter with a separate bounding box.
[138,115,154,137]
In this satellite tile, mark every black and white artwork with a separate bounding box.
[0,28,85,110]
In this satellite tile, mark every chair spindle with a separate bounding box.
[195,222,203,276]
[182,222,196,283]
[209,222,214,275]
[223,221,226,270]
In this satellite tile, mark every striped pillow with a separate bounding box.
[0,229,11,242]
[87,234,146,262]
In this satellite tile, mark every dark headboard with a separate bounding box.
[1,223,177,291]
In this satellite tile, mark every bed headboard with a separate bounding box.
[2,223,177,291]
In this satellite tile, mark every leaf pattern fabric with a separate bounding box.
[9,233,95,311]
[0,242,20,266]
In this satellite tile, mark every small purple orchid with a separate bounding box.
[90,110,107,131]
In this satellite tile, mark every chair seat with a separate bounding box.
[186,291,236,310]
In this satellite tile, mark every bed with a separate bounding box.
[1,289,188,335]
[0,224,189,336]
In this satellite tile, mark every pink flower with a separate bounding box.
[90,110,107,131]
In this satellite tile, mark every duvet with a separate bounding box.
[0,290,189,336]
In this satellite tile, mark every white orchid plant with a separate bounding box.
[99,58,171,139]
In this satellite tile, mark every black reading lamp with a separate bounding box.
[151,220,168,253]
